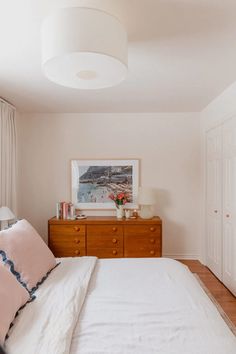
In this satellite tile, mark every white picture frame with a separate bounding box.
[71,159,139,210]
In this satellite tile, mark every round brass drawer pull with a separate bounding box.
[112,250,118,255]
[112,238,117,244]
[149,238,155,244]
[150,250,155,255]
[112,227,117,232]
[214,210,218,213]
[74,227,80,232]
[74,238,80,244]
[150,227,156,232]
[74,250,80,255]
[226,214,230,218]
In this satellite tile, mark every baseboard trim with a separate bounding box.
[163,254,200,260]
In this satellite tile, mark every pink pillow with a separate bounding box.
[0,263,30,343]
[0,219,56,292]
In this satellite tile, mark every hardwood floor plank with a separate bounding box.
[179,260,236,326]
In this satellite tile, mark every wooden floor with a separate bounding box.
[180,260,236,326]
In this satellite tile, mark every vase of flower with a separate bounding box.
[109,192,129,219]
[116,205,124,219]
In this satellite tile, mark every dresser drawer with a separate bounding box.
[49,233,86,257]
[124,247,161,258]
[50,246,86,257]
[50,224,86,236]
[87,247,123,258]
[125,234,161,248]
[87,225,123,237]
[124,233,161,258]
[87,234,123,248]
[124,224,161,237]
[87,224,123,249]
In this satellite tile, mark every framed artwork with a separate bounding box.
[71,159,139,210]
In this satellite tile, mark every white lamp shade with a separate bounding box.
[138,187,156,205]
[0,207,15,221]
[41,7,128,89]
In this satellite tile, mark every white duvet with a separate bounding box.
[6,257,236,354]
[71,258,236,354]
[6,257,96,354]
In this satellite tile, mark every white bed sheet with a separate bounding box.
[70,258,236,354]
[6,257,97,354]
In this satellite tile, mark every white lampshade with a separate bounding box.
[138,188,155,219]
[138,187,156,205]
[41,7,128,89]
[0,207,15,221]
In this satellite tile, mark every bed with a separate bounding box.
[6,256,236,354]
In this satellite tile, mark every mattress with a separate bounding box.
[6,257,236,354]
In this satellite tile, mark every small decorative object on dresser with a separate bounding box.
[124,209,131,219]
[56,202,75,219]
[109,192,129,219]
[116,206,124,219]
[48,216,162,258]
[131,209,138,218]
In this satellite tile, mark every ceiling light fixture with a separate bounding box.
[41,6,128,89]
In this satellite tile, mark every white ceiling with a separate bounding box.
[1,0,236,113]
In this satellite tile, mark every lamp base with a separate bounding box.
[139,205,154,219]
[0,220,8,230]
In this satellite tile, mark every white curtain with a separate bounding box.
[0,98,16,212]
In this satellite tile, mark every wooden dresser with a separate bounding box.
[48,216,162,258]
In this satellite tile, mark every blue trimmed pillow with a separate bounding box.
[0,219,57,293]
[0,263,30,344]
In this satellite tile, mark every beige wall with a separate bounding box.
[16,112,201,259]
[201,80,236,131]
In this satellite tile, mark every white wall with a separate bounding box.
[201,80,236,130]
[16,113,201,259]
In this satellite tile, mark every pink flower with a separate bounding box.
[108,191,129,206]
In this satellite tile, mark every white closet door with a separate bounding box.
[222,117,236,296]
[206,126,222,280]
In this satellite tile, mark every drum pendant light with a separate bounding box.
[41,7,128,89]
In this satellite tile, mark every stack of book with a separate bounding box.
[56,202,74,219]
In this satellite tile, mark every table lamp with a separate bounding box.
[138,187,156,219]
[0,206,15,230]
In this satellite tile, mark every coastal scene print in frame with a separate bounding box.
[71,159,139,210]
